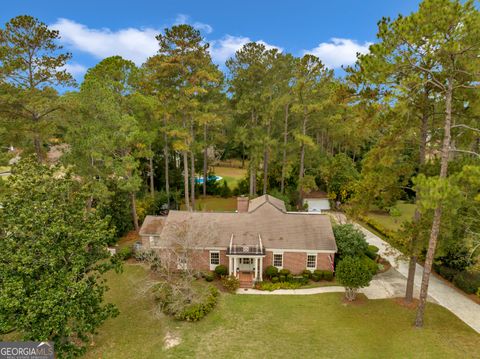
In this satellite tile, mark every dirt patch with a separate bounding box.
[341,293,368,306]
[394,298,419,310]
[377,257,391,273]
[164,332,181,349]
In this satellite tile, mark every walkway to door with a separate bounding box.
[238,272,254,288]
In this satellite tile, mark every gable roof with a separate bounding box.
[247,194,287,213]
[140,195,337,252]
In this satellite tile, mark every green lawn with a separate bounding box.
[213,166,247,190]
[86,264,480,359]
[180,196,237,211]
[365,201,417,231]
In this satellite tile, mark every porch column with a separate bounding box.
[233,257,237,278]
[259,257,263,281]
[229,257,233,275]
[254,257,258,280]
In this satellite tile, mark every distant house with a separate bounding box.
[140,194,337,287]
[302,191,331,213]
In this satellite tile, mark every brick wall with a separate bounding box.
[265,251,335,274]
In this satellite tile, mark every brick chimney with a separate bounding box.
[237,196,249,213]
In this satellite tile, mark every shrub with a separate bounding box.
[357,214,396,239]
[220,180,232,198]
[453,271,480,294]
[362,256,378,276]
[434,265,459,282]
[435,245,473,272]
[176,286,219,321]
[155,284,219,322]
[118,246,133,260]
[222,275,240,293]
[279,268,291,276]
[336,256,374,301]
[313,269,323,279]
[204,272,215,282]
[322,271,334,281]
[302,273,310,280]
[279,275,286,282]
[255,281,302,291]
[301,269,312,278]
[265,265,278,278]
[366,245,379,260]
[333,224,369,259]
[311,274,321,282]
[388,206,401,217]
[271,276,279,283]
[214,264,228,277]
[286,274,294,282]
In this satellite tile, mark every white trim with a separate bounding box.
[273,253,283,269]
[209,251,220,271]
[267,248,336,254]
[306,253,317,271]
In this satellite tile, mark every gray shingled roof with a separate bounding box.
[140,195,337,252]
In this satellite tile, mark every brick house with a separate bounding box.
[139,194,337,286]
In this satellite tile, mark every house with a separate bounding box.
[302,191,331,213]
[139,194,337,287]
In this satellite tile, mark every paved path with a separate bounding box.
[331,212,480,334]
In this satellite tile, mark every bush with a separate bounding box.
[362,256,378,276]
[366,245,380,260]
[279,268,291,276]
[434,264,459,282]
[176,286,219,321]
[453,271,480,294]
[333,224,369,259]
[220,180,232,198]
[214,264,228,277]
[435,245,473,272]
[357,215,396,239]
[265,265,278,278]
[221,275,240,293]
[279,275,286,282]
[255,281,302,291]
[311,274,321,282]
[301,269,312,278]
[204,272,215,282]
[313,269,323,279]
[118,246,133,260]
[322,271,334,281]
[271,276,279,283]
[336,256,374,301]
[286,274,294,282]
[155,284,219,322]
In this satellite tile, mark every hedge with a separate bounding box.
[358,214,396,239]
[453,271,480,295]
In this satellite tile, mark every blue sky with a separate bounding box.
[2,0,421,81]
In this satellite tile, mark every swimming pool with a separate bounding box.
[195,175,223,184]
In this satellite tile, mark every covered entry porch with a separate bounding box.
[226,234,265,283]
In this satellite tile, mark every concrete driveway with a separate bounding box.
[330,212,480,334]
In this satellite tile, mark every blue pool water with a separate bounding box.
[195,175,223,184]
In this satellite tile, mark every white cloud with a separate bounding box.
[210,35,283,64]
[174,14,213,34]
[51,18,160,65]
[303,38,372,69]
[63,62,87,77]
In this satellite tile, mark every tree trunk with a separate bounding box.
[298,112,307,204]
[163,116,170,202]
[280,103,289,194]
[415,79,453,327]
[190,119,195,210]
[203,123,208,196]
[262,119,271,195]
[183,150,190,211]
[34,133,42,161]
[149,153,155,197]
[131,192,139,231]
[405,91,430,302]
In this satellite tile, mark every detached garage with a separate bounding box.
[302,191,331,213]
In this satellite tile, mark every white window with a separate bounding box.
[209,251,220,270]
[306,254,317,271]
[273,253,283,268]
[240,258,253,265]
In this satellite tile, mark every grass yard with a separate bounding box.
[365,201,417,232]
[86,264,480,359]
[213,166,247,190]
[180,196,237,211]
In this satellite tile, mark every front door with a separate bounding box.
[238,257,254,272]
